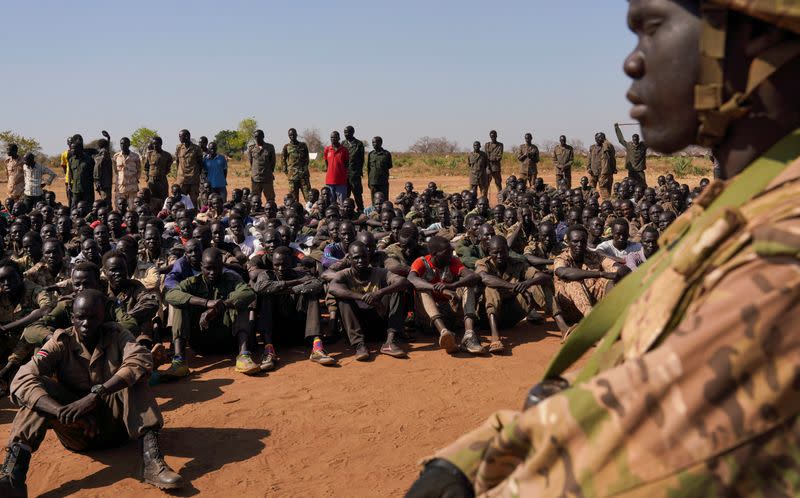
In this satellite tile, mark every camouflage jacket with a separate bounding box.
[281,141,310,181]
[429,131,800,496]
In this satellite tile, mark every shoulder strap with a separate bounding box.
[543,128,800,382]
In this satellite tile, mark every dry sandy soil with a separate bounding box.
[0,169,689,497]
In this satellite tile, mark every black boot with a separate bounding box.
[0,442,30,498]
[140,431,183,490]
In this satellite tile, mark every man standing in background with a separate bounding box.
[5,143,24,203]
[248,129,276,204]
[281,128,311,202]
[367,136,392,200]
[175,129,203,207]
[614,123,648,188]
[343,125,365,212]
[553,135,574,189]
[203,142,228,200]
[113,137,141,207]
[324,131,349,203]
[485,130,503,195]
[516,133,539,187]
[144,136,172,206]
[68,134,96,206]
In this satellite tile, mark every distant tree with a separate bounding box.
[408,136,459,154]
[540,139,558,155]
[237,117,258,147]
[300,128,324,154]
[214,129,246,159]
[130,127,158,156]
[572,139,587,155]
[0,130,41,156]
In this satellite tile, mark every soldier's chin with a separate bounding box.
[640,120,697,154]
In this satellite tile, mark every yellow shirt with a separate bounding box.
[60,150,70,184]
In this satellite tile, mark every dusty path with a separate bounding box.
[1,321,568,497]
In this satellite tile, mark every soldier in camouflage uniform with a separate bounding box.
[5,144,24,202]
[467,141,489,198]
[343,125,365,212]
[281,128,311,202]
[143,136,172,205]
[516,133,539,187]
[407,2,800,496]
[367,136,392,201]
[113,137,141,208]
[485,130,504,194]
[553,135,574,189]
[248,129,276,204]
[174,129,203,207]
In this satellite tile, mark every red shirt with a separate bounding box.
[410,254,466,302]
[324,145,349,185]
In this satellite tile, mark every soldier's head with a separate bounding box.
[398,222,419,251]
[472,141,481,152]
[22,232,43,262]
[339,221,356,249]
[151,136,163,151]
[119,137,131,154]
[372,136,383,150]
[611,218,631,250]
[71,262,101,293]
[93,224,111,250]
[404,181,414,193]
[580,176,589,189]
[477,223,496,250]
[102,250,130,291]
[588,217,604,239]
[594,133,604,146]
[0,259,23,297]
[287,128,298,142]
[489,130,497,141]
[427,236,453,269]
[70,134,84,153]
[476,196,489,214]
[80,238,101,266]
[388,217,403,239]
[330,131,340,146]
[371,190,386,208]
[107,211,123,236]
[632,133,640,146]
[22,152,35,167]
[192,225,212,249]
[566,208,582,226]
[559,135,567,146]
[72,289,107,344]
[6,143,18,158]
[201,247,223,286]
[487,235,510,267]
[566,225,589,261]
[182,238,202,270]
[524,133,532,144]
[452,210,465,231]
[378,210,393,231]
[343,126,355,140]
[502,207,517,226]
[641,225,660,258]
[144,226,161,253]
[490,204,503,222]
[40,224,57,241]
[538,221,556,251]
[254,129,265,144]
[198,136,208,151]
[272,246,294,279]
[207,141,217,156]
[178,129,190,145]
[436,204,450,225]
[342,197,356,218]
[228,215,245,242]
[658,210,677,232]
[621,200,635,220]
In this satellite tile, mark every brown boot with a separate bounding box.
[140,431,183,490]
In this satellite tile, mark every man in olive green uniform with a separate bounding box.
[588,132,617,198]
[248,129,276,204]
[485,130,503,194]
[615,122,648,188]
[516,132,539,187]
[143,136,173,204]
[281,128,311,202]
[467,141,489,198]
[367,136,392,200]
[343,125,365,212]
[174,129,203,207]
[407,2,800,497]
[553,134,574,189]
[67,134,96,206]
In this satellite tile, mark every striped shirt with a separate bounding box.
[24,163,57,197]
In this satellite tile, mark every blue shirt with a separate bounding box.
[203,154,228,188]
[164,256,200,290]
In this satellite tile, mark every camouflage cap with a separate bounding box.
[695,0,800,146]
[711,0,800,34]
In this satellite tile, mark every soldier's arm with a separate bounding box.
[10,335,66,412]
[328,271,364,301]
[566,147,574,168]
[554,266,612,281]
[0,289,54,333]
[478,270,515,290]
[450,267,482,289]
[614,123,628,147]
[126,289,159,327]
[281,144,289,172]
[384,257,411,277]
[224,278,257,310]
[113,328,153,388]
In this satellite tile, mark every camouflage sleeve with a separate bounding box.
[434,253,800,496]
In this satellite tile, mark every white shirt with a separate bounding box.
[225,234,262,257]
[595,240,642,259]
[162,194,195,211]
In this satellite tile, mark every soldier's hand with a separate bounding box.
[58,394,98,425]
[512,281,531,294]
[432,282,448,293]
[206,299,225,313]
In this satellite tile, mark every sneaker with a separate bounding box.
[461,332,488,355]
[310,348,337,366]
[235,353,260,375]
[162,359,190,378]
[354,342,370,362]
[380,337,407,358]
[260,345,277,372]
[438,329,458,354]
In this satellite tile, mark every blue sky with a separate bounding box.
[1,1,638,155]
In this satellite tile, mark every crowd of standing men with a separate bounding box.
[0,123,692,495]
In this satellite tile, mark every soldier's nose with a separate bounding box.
[624,50,645,79]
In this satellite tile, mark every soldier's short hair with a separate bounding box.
[72,261,100,281]
[0,258,22,276]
